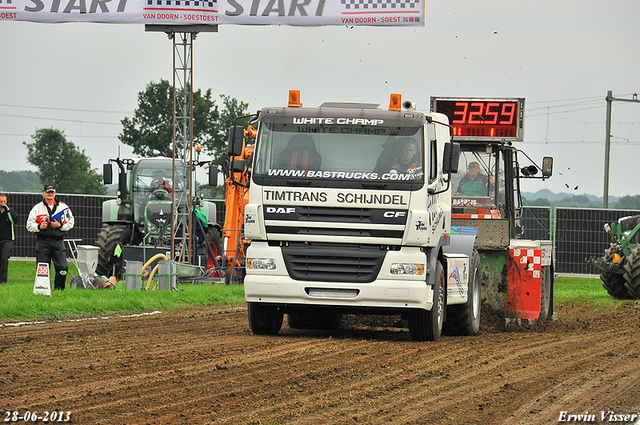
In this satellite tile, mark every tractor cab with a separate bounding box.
[451,145,501,221]
[130,160,180,239]
[103,157,187,245]
[450,141,552,238]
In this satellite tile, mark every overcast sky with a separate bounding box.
[1,1,639,198]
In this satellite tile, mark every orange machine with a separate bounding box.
[221,126,256,284]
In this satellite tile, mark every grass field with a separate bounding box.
[0,260,245,322]
[0,260,622,323]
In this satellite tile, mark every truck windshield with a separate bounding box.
[253,122,425,188]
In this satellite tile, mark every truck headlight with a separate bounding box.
[248,258,276,270]
[390,263,424,275]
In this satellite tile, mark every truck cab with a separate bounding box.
[241,92,479,341]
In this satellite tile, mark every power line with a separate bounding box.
[527,96,603,105]
[0,103,131,115]
[0,111,122,126]
[0,133,119,139]
[526,104,604,117]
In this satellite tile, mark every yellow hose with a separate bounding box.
[142,253,168,291]
[146,264,160,290]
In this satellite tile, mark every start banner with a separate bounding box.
[0,0,424,26]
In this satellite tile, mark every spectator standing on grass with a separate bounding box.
[0,193,17,284]
[26,185,75,290]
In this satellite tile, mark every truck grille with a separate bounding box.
[267,226,402,238]
[265,206,407,224]
[264,206,407,241]
[281,242,386,283]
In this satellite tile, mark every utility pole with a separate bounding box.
[603,91,640,208]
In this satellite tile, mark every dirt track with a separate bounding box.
[1,301,640,425]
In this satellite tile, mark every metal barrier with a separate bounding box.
[5,190,638,276]
[555,207,640,275]
[521,206,551,241]
[4,192,227,259]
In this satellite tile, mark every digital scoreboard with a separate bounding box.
[430,97,525,141]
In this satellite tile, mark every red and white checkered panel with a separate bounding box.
[506,248,542,319]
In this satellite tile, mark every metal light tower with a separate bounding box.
[146,24,217,264]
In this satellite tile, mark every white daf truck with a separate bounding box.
[238,91,479,341]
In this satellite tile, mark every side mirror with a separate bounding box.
[103,163,112,185]
[227,126,244,157]
[232,159,246,173]
[443,142,460,174]
[542,156,553,178]
[208,164,218,186]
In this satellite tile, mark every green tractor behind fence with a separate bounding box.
[97,157,223,279]
[593,214,640,299]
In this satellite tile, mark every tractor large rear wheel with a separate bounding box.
[602,272,633,299]
[96,224,132,279]
[623,246,640,299]
[599,246,634,299]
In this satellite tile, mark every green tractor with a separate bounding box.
[97,157,223,278]
[593,214,640,299]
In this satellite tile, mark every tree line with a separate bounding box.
[9,79,248,195]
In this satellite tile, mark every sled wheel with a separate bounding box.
[444,250,481,336]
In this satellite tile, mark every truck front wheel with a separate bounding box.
[248,302,283,335]
[408,260,445,341]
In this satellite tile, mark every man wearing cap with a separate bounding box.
[26,185,75,290]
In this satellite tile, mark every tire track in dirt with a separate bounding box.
[222,327,633,424]
[2,309,250,408]
[261,330,619,424]
[73,332,423,422]
[5,311,475,423]
[508,332,640,425]
[176,330,599,423]
[2,303,640,425]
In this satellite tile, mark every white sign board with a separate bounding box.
[1,0,424,26]
[33,262,52,297]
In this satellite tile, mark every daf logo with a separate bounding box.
[383,211,406,218]
[267,207,296,214]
